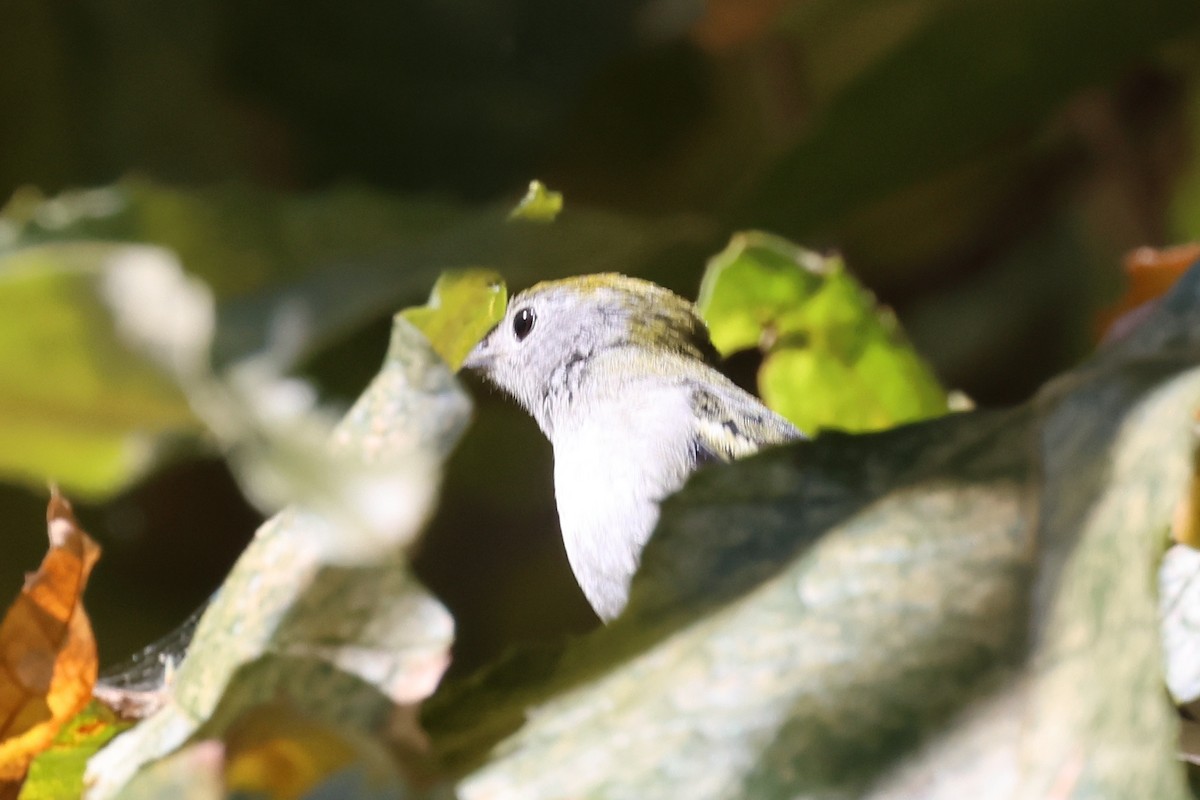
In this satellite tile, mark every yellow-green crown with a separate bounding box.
[525,273,719,362]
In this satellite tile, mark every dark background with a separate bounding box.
[2,0,1199,674]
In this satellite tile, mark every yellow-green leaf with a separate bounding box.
[20,702,132,800]
[507,180,564,223]
[0,245,200,495]
[400,269,507,371]
[697,231,948,433]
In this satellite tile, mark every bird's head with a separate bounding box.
[463,273,717,429]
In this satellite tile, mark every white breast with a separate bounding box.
[551,384,695,620]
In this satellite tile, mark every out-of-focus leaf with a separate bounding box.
[0,245,200,494]
[0,180,715,369]
[223,705,357,798]
[739,0,1200,238]
[1170,89,1200,243]
[0,179,710,501]
[0,181,712,497]
[401,269,507,371]
[221,703,407,800]
[0,242,372,516]
[697,231,948,432]
[114,741,224,800]
[85,315,471,798]
[0,490,100,793]
[112,706,411,800]
[19,702,131,800]
[507,181,563,223]
[424,264,1200,798]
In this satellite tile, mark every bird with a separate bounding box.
[463,273,802,620]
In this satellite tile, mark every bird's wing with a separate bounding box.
[688,381,802,466]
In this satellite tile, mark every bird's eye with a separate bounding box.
[513,307,536,341]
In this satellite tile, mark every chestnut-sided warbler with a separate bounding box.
[464,274,802,620]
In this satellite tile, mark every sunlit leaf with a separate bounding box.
[401,269,507,370]
[19,701,131,800]
[697,231,948,433]
[0,490,100,793]
[507,181,563,223]
[429,408,1033,798]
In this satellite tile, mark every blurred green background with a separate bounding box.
[2,0,1199,675]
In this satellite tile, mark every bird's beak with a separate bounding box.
[461,333,493,372]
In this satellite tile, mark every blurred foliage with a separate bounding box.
[0,246,197,494]
[1,0,1200,793]
[21,702,131,800]
[0,181,712,370]
[507,180,565,223]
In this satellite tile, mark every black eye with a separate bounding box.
[513,307,536,340]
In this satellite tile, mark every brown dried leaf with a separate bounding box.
[0,489,100,792]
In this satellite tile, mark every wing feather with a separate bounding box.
[689,382,802,465]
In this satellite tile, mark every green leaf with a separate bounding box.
[424,263,1200,800]
[507,180,564,223]
[0,244,200,495]
[697,231,948,433]
[401,269,507,370]
[19,702,132,800]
